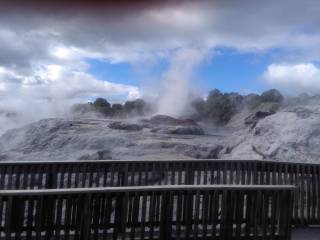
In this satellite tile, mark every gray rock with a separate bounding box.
[184,145,224,159]
[224,106,320,163]
[140,115,204,135]
[78,150,112,160]
[108,121,143,131]
[3,94,320,164]
[150,126,204,135]
[285,107,314,119]
[245,102,280,126]
[0,118,223,161]
[141,115,198,127]
[167,126,204,135]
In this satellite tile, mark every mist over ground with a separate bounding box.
[0,85,282,134]
[1,86,320,163]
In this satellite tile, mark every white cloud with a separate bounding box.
[1,0,320,67]
[0,0,320,131]
[51,46,72,59]
[3,64,141,100]
[263,63,320,94]
[0,62,141,133]
[0,1,320,80]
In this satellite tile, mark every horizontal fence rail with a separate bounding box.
[0,185,294,240]
[0,159,318,227]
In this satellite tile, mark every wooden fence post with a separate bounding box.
[159,191,171,240]
[80,193,92,240]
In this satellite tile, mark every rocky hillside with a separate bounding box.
[0,116,225,161]
[224,103,320,162]
[1,94,320,163]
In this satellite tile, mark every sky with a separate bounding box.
[1,0,320,119]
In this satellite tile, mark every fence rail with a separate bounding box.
[0,159,319,227]
[0,185,294,240]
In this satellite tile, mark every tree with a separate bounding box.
[123,101,135,114]
[123,99,149,115]
[243,93,261,110]
[204,89,241,124]
[111,103,123,116]
[93,98,111,109]
[92,98,111,115]
[260,89,283,103]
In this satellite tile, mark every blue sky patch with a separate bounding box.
[86,47,305,97]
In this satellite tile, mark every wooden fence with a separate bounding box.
[0,159,318,226]
[0,185,294,240]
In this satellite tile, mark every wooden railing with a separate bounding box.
[0,159,318,226]
[0,185,294,240]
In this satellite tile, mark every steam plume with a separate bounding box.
[157,48,206,117]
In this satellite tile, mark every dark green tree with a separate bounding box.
[123,99,149,115]
[93,98,111,109]
[260,89,283,103]
[92,98,111,115]
[111,103,123,116]
[204,89,242,124]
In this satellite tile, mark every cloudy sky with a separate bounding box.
[1,0,320,117]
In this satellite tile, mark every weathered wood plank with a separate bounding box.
[0,159,318,228]
[0,185,291,239]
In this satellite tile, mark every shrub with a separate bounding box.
[260,89,283,103]
[205,89,241,124]
[92,98,111,115]
[123,99,148,115]
[111,103,123,116]
[93,98,111,109]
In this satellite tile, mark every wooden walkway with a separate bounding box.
[0,185,294,240]
[0,159,319,227]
